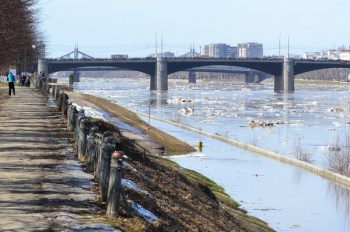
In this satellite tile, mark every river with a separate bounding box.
[69,77,350,231]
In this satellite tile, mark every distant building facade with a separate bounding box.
[151,52,175,58]
[302,50,340,60]
[339,50,350,61]
[227,46,238,58]
[203,45,209,57]
[202,43,237,58]
[237,42,263,58]
[327,50,340,60]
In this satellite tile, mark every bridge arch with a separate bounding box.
[167,59,283,77]
[44,59,156,76]
[34,59,157,89]
[294,61,350,75]
[170,65,271,83]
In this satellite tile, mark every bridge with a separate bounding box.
[186,66,269,83]
[33,49,350,93]
[41,64,269,84]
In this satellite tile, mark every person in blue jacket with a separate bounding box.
[7,72,15,96]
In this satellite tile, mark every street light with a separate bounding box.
[24,45,36,76]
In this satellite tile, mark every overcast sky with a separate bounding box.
[38,0,350,58]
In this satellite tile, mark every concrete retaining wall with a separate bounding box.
[135,111,350,189]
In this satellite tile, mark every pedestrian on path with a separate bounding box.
[25,76,31,87]
[7,72,15,96]
[38,71,43,89]
[21,74,26,87]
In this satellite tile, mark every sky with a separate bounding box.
[37,0,350,59]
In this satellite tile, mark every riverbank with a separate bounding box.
[65,90,274,231]
[67,92,196,155]
[71,77,350,231]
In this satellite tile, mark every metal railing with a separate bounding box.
[38,84,132,217]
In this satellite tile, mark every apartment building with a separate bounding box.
[339,50,350,60]
[152,52,175,58]
[202,43,237,58]
[237,42,263,58]
[302,50,340,60]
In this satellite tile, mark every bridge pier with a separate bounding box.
[73,70,80,82]
[156,57,168,91]
[38,58,48,77]
[274,57,294,93]
[150,75,156,90]
[245,72,255,83]
[188,71,196,83]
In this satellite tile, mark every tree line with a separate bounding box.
[0,0,41,73]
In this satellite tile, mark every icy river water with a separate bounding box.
[70,77,350,232]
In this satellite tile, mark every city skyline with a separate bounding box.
[38,0,350,58]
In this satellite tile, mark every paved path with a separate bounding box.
[0,87,117,231]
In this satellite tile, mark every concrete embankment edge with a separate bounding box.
[135,111,350,188]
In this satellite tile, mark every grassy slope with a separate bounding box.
[73,92,274,231]
[80,93,197,155]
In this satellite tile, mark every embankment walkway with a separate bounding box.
[0,87,116,231]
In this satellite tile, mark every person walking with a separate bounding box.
[25,76,31,87]
[38,71,43,89]
[21,74,26,87]
[7,72,15,96]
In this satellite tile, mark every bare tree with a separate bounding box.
[0,0,42,73]
[248,129,259,146]
[326,132,350,177]
[291,135,313,163]
[298,68,346,82]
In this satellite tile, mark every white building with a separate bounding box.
[327,50,339,60]
[202,43,237,58]
[301,52,316,60]
[339,50,350,61]
[151,52,175,58]
[302,50,340,60]
[237,42,263,59]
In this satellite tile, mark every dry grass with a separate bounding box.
[78,93,197,155]
[291,135,313,163]
[62,92,274,231]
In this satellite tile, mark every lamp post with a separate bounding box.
[24,50,26,76]
[279,33,281,58]
[24,45,36,76]
[32,45,36,75]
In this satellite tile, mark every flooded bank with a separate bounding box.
[72,77,350,231]
[139,114,350,232]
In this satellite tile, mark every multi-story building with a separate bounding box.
[237,42,263,58]
[326,50,339,60]
[203,45,209,57]
[302,50,340,60]
[210,43,226,57]
[151,52,175,58]
[339,50,350,61]
[202,43,237,58]
[227,46,238,58]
